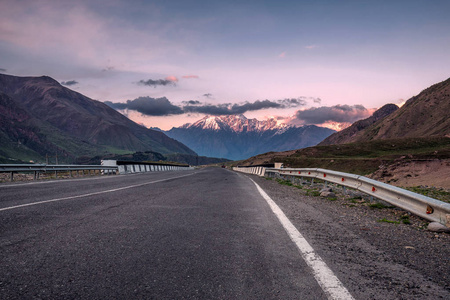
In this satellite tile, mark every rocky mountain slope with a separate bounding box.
[0,73,196,163]
[320,78,450,145]
[319,104,399,145]
[165,115,335,160]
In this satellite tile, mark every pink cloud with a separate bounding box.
[165,75,179,82]
[182,75,199,79]
[305,45,318,50]
[278,51,286,58]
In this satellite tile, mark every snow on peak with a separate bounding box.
[185,115,290,133]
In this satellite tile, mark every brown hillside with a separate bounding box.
[320,78,450,145]
[320,104,398,145]
[370,78,450,140]
[0,73,196,162]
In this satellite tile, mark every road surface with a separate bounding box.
[1,167,448,299]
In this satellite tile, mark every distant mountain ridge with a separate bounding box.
[0,73,196,163]
[165,115,335,160]
[319,77,450,145]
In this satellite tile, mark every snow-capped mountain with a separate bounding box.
[183,114,287,132]
[165,115,335,160]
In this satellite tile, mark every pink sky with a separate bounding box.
[1,1,449,130]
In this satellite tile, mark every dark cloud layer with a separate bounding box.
[294,104,371,124]
[137,79,177,87]
[182,100,201,105]
[61,80,78,86]
[105,96,309,117]
[0,68,6,72]
[105,97,183,116]
[183,98,302,115]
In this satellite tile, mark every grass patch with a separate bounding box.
[404,186,450,203]
[265,177,273,180]
[328,197,338,201]
[377,218,400,224]
[276,179,294,186]
[369,203,394,209]
[306,190,321,197]
[400,215,411,225]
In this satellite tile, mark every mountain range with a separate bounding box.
[0,73,196,163]
[164,115,335,160]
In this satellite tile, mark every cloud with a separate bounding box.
[183,98,307,115]
[61,80,78,86]
[279,51,286,58]
[102,66,115,72]
[305,45,318,50]
[165,75,178,82]
[202,93,213,99]
[106,96,311,117]
[105,97,183,116]
[182,75,199,79]
[182,100,201,105]
[293,104,372,125]
[137,78,177,87]
[0,68,6,72]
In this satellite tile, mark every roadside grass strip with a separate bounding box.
[250,178,355,300]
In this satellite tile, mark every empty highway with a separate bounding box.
[0,168,448,299]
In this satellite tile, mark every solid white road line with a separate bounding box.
[250,178,355,300]
[0,173,194,212]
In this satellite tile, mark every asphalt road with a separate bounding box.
[0,168,331,299]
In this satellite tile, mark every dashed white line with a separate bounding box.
[0,173,194,212]
[250,178,355,300]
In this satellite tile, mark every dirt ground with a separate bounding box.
[369,159,450,189]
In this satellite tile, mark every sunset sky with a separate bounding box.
[1,0,449,130]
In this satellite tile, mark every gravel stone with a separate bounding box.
[427,222,450,233]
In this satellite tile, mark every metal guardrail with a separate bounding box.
[1,160,195,182]
[233,166,450,228]
[101,160,194,174]
[0,164,119,181]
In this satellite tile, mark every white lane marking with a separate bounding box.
[0,173,195,212]
[250,178,355,300]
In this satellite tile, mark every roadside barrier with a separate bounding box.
[233,166,450,228]
[0,160,194,182]
[0,164,118,181]
[102,160,194,175]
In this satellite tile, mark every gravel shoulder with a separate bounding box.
[249,173,450,300]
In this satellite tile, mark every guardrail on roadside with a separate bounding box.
[1,160,194,182]
[101,160,194,175]
[0,164,119,181]
[233,166,450,228]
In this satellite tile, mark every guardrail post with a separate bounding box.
[55,170,58,179]
[34,171,37,180]
[10,171,13,182]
